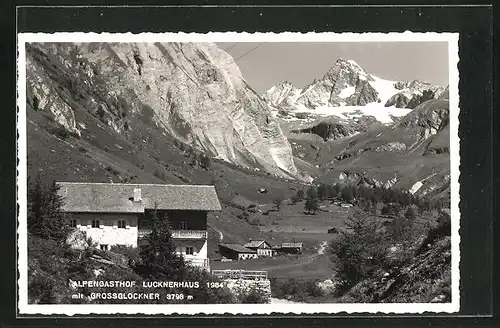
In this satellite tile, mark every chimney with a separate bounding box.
[133,188,142,202]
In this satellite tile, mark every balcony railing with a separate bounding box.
[171,230,207,239]
[185,258,210,269]
[138,229,151,239]
[211,269,268,280]
[138,229,207,239]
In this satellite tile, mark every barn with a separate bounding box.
[218,244,258,260]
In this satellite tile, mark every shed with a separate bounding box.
[274,242,303,255]
[218,244,258,261]
[244,239,275,257]
[327,227,339,234]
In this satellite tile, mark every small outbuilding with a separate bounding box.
[327,227,339,234]
[218,244,258,261]
[274,242,303,255]
[244,239,275,257]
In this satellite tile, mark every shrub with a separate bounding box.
[238,284,268,304]
[295,112,309,119]
[28,275,56,304]
[273,198,283,211]
[198,154,211,170]
[270,278,323,302]
[52,126,70,139]
[110,245,141,267]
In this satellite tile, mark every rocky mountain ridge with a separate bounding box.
[26,42,308,181]
[264,58,447,127]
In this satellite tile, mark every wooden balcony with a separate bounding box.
[138,229,207,239]
[171,230,207,239]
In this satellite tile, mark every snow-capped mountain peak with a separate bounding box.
[264,58,445,126]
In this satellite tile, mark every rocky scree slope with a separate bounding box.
[314,97,451,201]
[26,42,305,181]
[340,218,451,303]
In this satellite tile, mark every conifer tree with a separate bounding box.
[135,210,186,281]
[27,175,71,243]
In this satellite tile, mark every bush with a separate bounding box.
[110,245,141,267]
[270,278,323,302]
[28,275,56,304]
[238,286,268,304]
[273,198,283,211]
[52,126,70,140]
[198,154,211,170]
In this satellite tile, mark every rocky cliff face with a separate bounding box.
[263,81,302,109]
[385,80,446,109]
[26,42,303,180]
[265,59,445,128]
[313,98,450,201]
[289,59,381,109]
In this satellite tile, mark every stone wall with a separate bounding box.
[224,278,272,303]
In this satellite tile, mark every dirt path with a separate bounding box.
[213,226,224,242]
[317,241,328,255]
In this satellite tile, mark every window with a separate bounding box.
[185,246,194,255]
[70,219,77,228]
[179,221,188,230]
[100,244,109,251]
[118,220,127,229]
[91,219,100,228]
[140,220,150,228]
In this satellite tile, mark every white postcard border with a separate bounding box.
[17,31,460,316]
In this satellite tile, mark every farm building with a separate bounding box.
[57,182,221,270]
[218,244,258,260]
[244,239,275,257]
[327,227,339,234]
[274,242,303,255]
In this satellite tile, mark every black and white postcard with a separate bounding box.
[17,32,460,315]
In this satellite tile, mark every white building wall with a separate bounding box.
[72,213,138,248]
[176,240,208,259]
[257,248,273,257]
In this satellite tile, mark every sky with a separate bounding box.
[216,42,449,94]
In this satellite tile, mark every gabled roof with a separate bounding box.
[244,240,266,248]
[219,244,257,254]
[280,242,303,248]
[57,182,222,213]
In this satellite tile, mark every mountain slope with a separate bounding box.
[26,42,307,181]
[313,98,450,201]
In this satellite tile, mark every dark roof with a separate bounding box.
[57,182,222,213]
[244,240,267,248]
[219,244,257,253]
[280,242,303,248]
